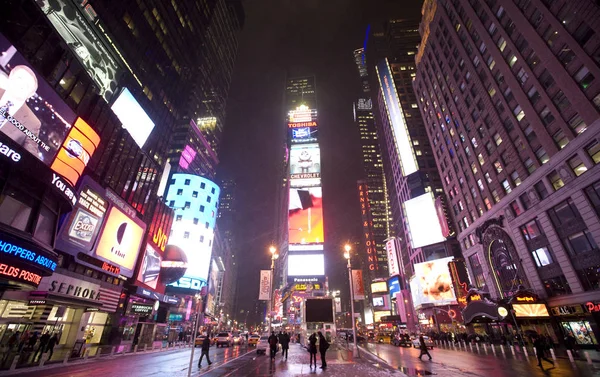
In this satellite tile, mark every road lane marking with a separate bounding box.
[195,348,255,376]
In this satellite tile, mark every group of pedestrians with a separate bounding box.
[1,330,59,366]
[267,331,291,361]
[307,331,329,369]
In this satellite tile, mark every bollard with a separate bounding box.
[476,343,480,352]
[550,348,556,360]
[39,353,47,367]
[524,348,529,358]
[144,344,148,352]
[500,344,505,355]
[134,345,138,354]
[96,348,102,358]
[469,343,474,352]
[510,345,515,355]
[83,348,90,360]
[63,353,70,364]
[585,351,592,364]
[10,355,20,371]
[566,350,575,362]
[533,347,537,356]
[111,346,116,356]
[483,343,487,354]
[492,344,496,355]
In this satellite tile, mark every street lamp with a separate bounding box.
[344,244,359,358]
[268,246,279,332]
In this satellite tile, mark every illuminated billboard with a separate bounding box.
[376,58,418,176]
[289,144,321,180]
[166,174,220,291]
[0,33,77,166]
[287,254,325,276]
[95,206,145,276]
[51,117,101,186]
[288,187,323,244]
[513,304,550,317]
[36,0,120,101]
[371,281,388,294]
[111,88,155,148]
[412,257,457,306]
[136,243,162,290]
[288,105,315,123]
[404,192,447,249]
[374,310,392,323]
[288,121,318,143]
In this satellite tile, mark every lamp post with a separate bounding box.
[344,244,359,358]
[268,246,279,332]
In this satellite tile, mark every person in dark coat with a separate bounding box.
[46,334,58,360]
[533,336,554,368]
[564,333,578,357]
[418,334,432,360]
[318,331,329,369]
[33,332,50,362]
[280,331,290,360]
[198,334,212,367]
[268,332,278,360]
[308,333,318,368]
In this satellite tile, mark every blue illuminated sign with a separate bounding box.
[388,276,400,297]
[0,238,57,272]
[292,127,311,139]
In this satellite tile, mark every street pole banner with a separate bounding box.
[351,270,365,300]
[386,238,400,276]
[259,270,271,300]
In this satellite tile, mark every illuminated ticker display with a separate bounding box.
[376,58,418,176]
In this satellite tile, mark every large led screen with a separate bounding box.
[95,206,145,276]
[412,257,457,306]
[0,33,76,166]
[287,254,325,276]
[136,243,162,290]
[376,58,418,176]
[404,192,447,248]
[513,304,550,318]
[289,144,321,180]
[111,88,155,148]
[288,187,323,244]
[165,174,220,291]
[371,281,388,294]
[36,0,120,101]
[305,299,334,323]
[289,122,318,143]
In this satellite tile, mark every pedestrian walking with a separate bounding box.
[318,331,329,369]
[33,332,50,362]
[281,331,290,360]
[533,335,554,368]
[564,333,579,358]
[418,334,432,361]
[268,332,278,361]
[45,333,58,360]
[198,334,212,367]
[308,333,317,368]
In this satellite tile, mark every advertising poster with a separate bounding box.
[404,192,447,249]
[110,88,155,148]
[289,122,318,143]
[136,243,162,290]
[412,257,457,306]
[376,58,418,176]
[289,144,321,180]
[351,270,365,300]
[0,33,76,165]
[205,260,220,315]
[258,270,271,301]
[288,187,323,244]
[36,0,121,100]
[287,254,325,276]
[371,281,388,294]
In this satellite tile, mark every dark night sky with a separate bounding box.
[218,0,423,325]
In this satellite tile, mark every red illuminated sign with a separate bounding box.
[586,302,600,313]
[0,262,42,286]
[358,183,378,271]
[288,121,317,128]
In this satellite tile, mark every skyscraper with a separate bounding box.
[414,0,600,338]
[353,48,393,281]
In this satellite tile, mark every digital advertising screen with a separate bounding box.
[412,257,457,306]
[36,0,121,101]
[289,144,321,180]
[288,121,318,143]
[374,310,392,323]
[288,105,315,123]
[371,281,388,294]
[305,299,334,323]
[136,243,162,290]
[376,58,418,176]
[404,192,447,249]
[288,187,323,244]
[94,206,145,276]
[373,297,384,307]
[0,33,76,166]
[111,88,155,148]
[513,304,550,318]
[287,254,325,276]
[388,276,401,297]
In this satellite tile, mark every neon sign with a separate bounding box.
[358,183,377,271]
[586,302,600,313]
[516,296,536,303]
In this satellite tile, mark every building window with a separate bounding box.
[528,86,541,105]
[169,200,175,207]
[585,180,600,217]
[192,191,198,198]
[552,90,571,111]
[497,36,507,51]
[184,179,191,185]
[511,201,522,216]
[207,196,212,203]
[184,201,190,209]
[484,197,492,209]
[469,254,487,289]
[548,170,564,191]
[586,141,600,164]
[535,148,549,164]
[507,53,518,67]
[520,193,532,210]
[193,218,199,225]
[563,231,598,256]
[549,199,581,227]
[511,171,521,186]
[200,182,206,189]
[553,130,569,149]
[200,205,205,212]
[568,155,587,176]
[200,235,205,243]
[502,180,512,194]
[494,160,503,173]
[568,114,587,134]
[176,215,182,221]
[531,247,553,267]
[574,66,595,89]
[543,276,572,297]
[177,189,183,195]
[521,220,542,241]
[534,181,550,200]
[478,153,485,166]
[205,222,210,229]
[184,232,190,239]
[211,188,216,194]
[524,158,536,174]
[540,107,555,126]
[492,190,501,203]
[477,179,485,191]
[516,68,529,85]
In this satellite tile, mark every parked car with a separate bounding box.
[216,332,233,347]
[412,335,434,349]
[248,334,260,346]
[256,334,270,355]
[392,334,412,347]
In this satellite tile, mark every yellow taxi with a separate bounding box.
[376,332,392,344]
[248,334,260,346]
